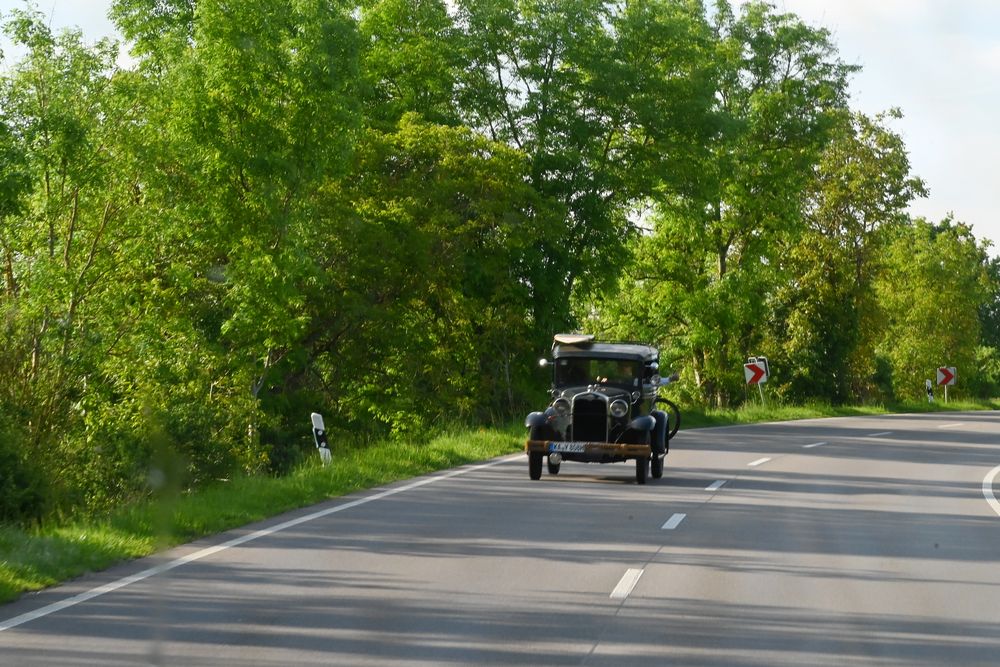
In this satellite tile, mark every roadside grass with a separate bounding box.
[0,425,524,605]
[2,398,998,606]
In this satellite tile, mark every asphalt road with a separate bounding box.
[3,412,1000,666]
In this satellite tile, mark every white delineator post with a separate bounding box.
[311,412,332,465]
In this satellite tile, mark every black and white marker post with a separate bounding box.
[311,412,332,465]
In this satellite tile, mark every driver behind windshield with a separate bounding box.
[558,359,635,386]
[558,359,590,386]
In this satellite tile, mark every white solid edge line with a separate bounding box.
[661,513,687,530]
[938,423,963,429]
[747,457,771,467]
[682,410,988,434]
[705,480,726,491]
[868,431,892,437]
[610,568,644,600]
[0,455,519,633]
[803,442,827,449]
[983,465,1000,518]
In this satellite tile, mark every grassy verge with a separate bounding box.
[0,425,524,605]
[2,399,998,606]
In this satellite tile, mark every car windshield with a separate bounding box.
[555,357,637,388]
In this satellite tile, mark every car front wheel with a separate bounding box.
[529,452,543,480]
[635,456,648,484]
[651,453,663,479]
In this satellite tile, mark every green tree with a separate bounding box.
[0,11,151,510]
[110,0,195,63]
[592,0,854,406]
[457,0,715,342]
[0,11,231,512]
[767,109,926,403]
[0,28,43,520]
[308,114,550,434]
[975,256,1000,399]
[108,0,362,464]
[876,217,990,401]
[978,255,1000,349]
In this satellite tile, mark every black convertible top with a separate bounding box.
[551,334,658,363]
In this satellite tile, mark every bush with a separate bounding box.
[0,416,46,523]
[969,346,1000,398]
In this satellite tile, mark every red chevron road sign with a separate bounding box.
[744,361,767,385]
[937,367,956,386]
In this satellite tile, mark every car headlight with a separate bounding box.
[553,398,571,416]
[610,399,629,418]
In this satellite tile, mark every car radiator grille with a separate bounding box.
[572,396,607,442]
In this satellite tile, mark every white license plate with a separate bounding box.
[548,442,587,453]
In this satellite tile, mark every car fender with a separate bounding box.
[628,415,656,432]
[525,411,549,428]
[650,410,667,454]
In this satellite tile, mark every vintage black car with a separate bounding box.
[525,334,678,484]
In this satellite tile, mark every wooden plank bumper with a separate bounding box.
[525,440,651,459]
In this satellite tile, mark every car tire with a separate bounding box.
[651,453,663,479]
[547,459,561,475]
[528,425,549,480]
[635,456,648,484]
[529,452,543,480]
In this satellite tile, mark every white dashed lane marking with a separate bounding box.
[747,457,771,467]
[661,513,687,530]
[610,568,644,600]
[705,480,726,491]
[868,431,892,437]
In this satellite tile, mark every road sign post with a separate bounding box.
[745,357,770,404]
[936,367,956,403]
[744,359,768,385]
